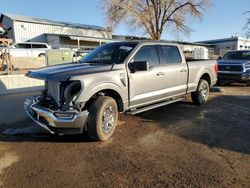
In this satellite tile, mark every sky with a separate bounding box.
[0,0,249,42]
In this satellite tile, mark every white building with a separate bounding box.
[0,13,113,49]
[198,37,250,56]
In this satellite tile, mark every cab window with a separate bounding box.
[161,45,182,64]
[133,45,160,67]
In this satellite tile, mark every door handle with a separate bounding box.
[157,72,165,76]
[180,69,187,73]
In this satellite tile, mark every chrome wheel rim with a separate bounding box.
[102,106,115,133]
[200,83,209,101]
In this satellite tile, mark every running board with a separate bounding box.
[126,97,185,115]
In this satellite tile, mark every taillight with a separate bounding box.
[214,63,218,75]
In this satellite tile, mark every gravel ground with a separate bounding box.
[0,86,249,188]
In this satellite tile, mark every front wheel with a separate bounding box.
[191,79,210,105]
[87,96,118,141]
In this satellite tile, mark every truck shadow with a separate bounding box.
[0,94,249,152]
[138,94,250,154]
[0,124,95,143]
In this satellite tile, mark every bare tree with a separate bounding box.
[102,0,212,40]
[244,11,250,38]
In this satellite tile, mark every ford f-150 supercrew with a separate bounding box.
[24,41,218,141]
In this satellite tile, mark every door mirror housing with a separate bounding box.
[128,61,149,73]
[217,56,222,60]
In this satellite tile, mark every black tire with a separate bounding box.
[191,79,210,105]
[246,81,250,86]
[87,96,118,141]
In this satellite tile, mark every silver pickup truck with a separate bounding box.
[24,41,218,141]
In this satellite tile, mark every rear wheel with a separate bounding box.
[246,81,250,86]
[192,79,210,105]
[87,96,118,141]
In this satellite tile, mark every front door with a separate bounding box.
[128,45,167,108]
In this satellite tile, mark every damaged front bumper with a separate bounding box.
[24,96,89,135]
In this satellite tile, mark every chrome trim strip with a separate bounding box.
[218,71,243,74]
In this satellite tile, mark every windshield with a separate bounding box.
[223,51,250,60]
[79,42,137,64]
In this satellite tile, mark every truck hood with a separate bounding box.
[218,60,249,65]
[26,62,114,81]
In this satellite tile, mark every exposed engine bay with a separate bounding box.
[39,80,84,112]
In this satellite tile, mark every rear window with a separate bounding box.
[161,45,182,64]
[32,44,48,48]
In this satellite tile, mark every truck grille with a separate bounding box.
[218,65,243,72]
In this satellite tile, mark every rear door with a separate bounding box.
[158,45,188,97]
[31,43,48,57]
[128,45,169,108]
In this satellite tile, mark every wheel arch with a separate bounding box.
[195,69,212,86]
[38,53,46,57]
[200,73,211,86]
[77,82,126,112]
[84,89,124,112]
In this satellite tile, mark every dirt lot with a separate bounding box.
[0,86,249,188]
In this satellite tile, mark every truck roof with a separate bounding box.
[112,40,180,46]
[226,50,250,53]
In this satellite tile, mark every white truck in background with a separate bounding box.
[1,42,50,58]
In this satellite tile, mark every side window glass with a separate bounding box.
[133,45,159,67]
[15,43,31,49]
[32,44,47,48]
[14,44,21,48]
[161,45,182,64]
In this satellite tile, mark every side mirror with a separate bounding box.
[128,61,149,73]
[217,56,222,60]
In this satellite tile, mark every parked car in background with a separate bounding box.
[24,41,218,141]
[217,50,250,85]
[0,23,7,38]
[3,42,50,58]
[73,48,95,59]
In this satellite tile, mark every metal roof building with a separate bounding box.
[198,37,250,56]
[0,13,112,49]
